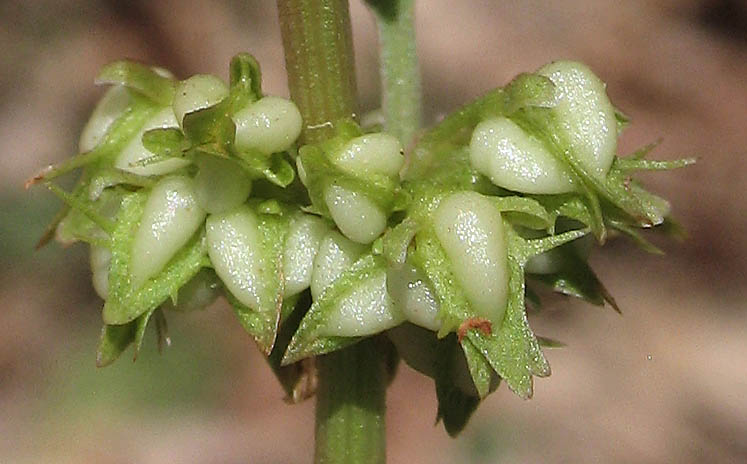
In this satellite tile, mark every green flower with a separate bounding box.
[30,53,692,436]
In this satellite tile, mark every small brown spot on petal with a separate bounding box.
[457,317,492,342]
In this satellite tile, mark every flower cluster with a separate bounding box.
[31,54,691,435]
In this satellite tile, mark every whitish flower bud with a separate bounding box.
[310,230,366,300]
[329,133,404,178]
[151,67,174,79]
[318,269,404,337]
[470,117,576,194]
[324,184,387,244]
[233,96,302,155]
[90,245,112,299]
[79,85,131,153]
[115,107,190,175]
[537,60,617,180]
[283,214,330,297]
[387,263,440,331]
[194,155,252,214]
[433,191,509,325]
[173,74,229,127]
[131,176,206,288]
[162,270,220,312]
[206,206,266,310]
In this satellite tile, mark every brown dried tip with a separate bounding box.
[34,226,56,250]
[34,207,69,250]
[600,283,622,314]
[457,317,493,342]
[284,357,318,404]
[24,165,55,189]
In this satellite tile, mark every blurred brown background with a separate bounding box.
[1,0,746,462]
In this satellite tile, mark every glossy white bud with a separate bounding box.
[115,107,190,175]
[330,133,404,178]
[90,245,112,299]
[283,214,330,297]
[233,96,302,155]
[470,117,576,194]
[433,191,509,325]
[538,61,617,180]
[173,74,229,127]
[324,184,387,244]
[387,263,441,331]
[206,206,265,310]
[319,270,404,337]
[79,85,131,153]
[310,231,366,300]
[194,156,252,214]
[162,270,220,312]
[131,176,206,288]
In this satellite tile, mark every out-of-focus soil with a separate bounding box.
[1,1,745,462]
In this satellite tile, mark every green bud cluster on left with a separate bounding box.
[30,54,310,365]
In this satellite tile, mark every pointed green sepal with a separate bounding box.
[228,53,262,112]
[409,226,474,337]
[95,61,175,106]
[226,292,286,356]
[381,216,419,266]
[615,109,631,134]
[613,156,696,172]
[537,335,566,348]
[26,96,158,186]
[465,226,587,398]
[235,149,296,187]
[220,205,291,354]
[461,338,494,399]
[88,168,157,201]
[489,196,553,230]
[132,308,157,360]
[141,128,188,161]
[182,99,235,155]
[282,254,389,364]
[531,249,621,313]
[103,192,207,324]
[46,181,117,240]
[297,144,398,217]
[265,291,318,402]
[501,72,556,115]
[435,335,481,436]
[96,321,137,367]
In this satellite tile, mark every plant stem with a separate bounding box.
[314,339,387,464]
[369,0,422,147]
[277,0,359,144]
[277,1,387,463]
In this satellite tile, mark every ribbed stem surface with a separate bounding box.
[277,0,358,144]
[314,339,387,464]
[277,2,386,463]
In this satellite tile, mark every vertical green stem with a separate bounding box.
[314,339,387,464]
[370,0,422,147]
[277,0,359,144]
[277,2,387,463]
